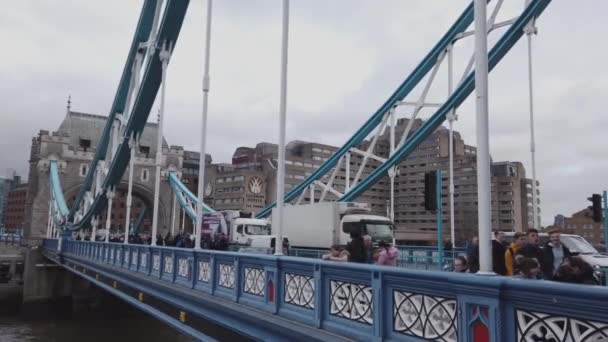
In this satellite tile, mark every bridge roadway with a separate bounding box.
[42,238,608,341]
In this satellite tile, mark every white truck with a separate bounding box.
[203,211,285,252]
[271,202,394,249]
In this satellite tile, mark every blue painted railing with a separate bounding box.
[44,238,608,341]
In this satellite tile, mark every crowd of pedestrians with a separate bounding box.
[74,231,230,251]
[457,227,600,285]
[321,233,400,266]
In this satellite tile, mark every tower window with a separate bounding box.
[141,169,149,182]
[79,139,91,151]
[79,164,88,177]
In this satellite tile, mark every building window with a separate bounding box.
[141,169,149,182]
[79,139,91,151]
[139,145,150,158]
[79,164,88,177]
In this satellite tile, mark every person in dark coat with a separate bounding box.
[492,231,507,275]
[466,236,479,273]
[542,228,573,280]
[516,229,544,276]
[346,234,367,263]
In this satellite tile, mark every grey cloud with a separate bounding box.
[1,0,606,227]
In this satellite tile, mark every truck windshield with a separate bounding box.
[561,236,598,255]
[365,222,393,242]
[245,225,271,236]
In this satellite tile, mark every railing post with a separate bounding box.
[233,256,240,303]
[313,263,323,328]
[371,270,383,341]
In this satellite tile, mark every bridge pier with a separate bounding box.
[21,245,79,318]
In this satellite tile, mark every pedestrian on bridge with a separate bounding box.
[322,245,350,262]
[453,256,469,273]
[492,231,507,275]
[346,234,367,263]
[516,229,544,262]
[542,227,572,280]
[505,232,527,276]
[375,240,399,267]
[512,257,542,280]
[466,236,479,273]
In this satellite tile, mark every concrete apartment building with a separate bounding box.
[180,117,540,245]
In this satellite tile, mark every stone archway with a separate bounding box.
[62,181,170,236]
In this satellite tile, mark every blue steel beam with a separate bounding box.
[132,206,147,235]
[256,2,478,218]
[68,0,159,221]
[71,0,190,230]
[168,172,214,222]
[341,0,551,202]
[49,161,69,216]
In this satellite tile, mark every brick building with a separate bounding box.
[556,209,606,249]
[3,183,28,230]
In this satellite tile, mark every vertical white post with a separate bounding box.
[310,184,315,204]
[95,162,104,197]
[110,119,120,163]
[389,108,396,223]
[474,0,492,274]
[152,43,171,246]
[345,152,351,191]
[91,216,98,242]
[447,43,457,248]
[525,0,539,230]
[274,0,290,255]
[105,189,115,243]
[125,134,137,244]
[171,194,177,236]
[195,0,213,251]
[181,208,185,233]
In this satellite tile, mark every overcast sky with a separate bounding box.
[1,1,606,226]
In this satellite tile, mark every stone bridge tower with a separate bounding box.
[23,110,183,242]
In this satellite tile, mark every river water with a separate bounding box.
[0,313,195,342]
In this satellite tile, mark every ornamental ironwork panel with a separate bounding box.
[243,267,265,296]
[178,258,190,278]
[153,254,161,271]
[218,264,235,289]
[516,309,608,342]
[164,256,174,274]
[393,290,457,342]
[284,273,315,309]
[198,261,210,283]
[330,280,373,325]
